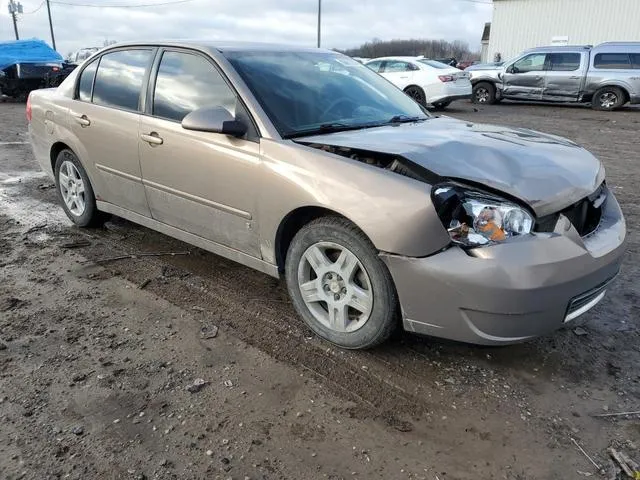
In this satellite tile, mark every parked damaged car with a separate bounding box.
[28,42,626,349]
[469,42,640,110]
[0,39,63,99]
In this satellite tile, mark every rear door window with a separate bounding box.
[547,53,581,71]
[77,58,98,102]
[383,61,416,73]
[630,53,640,69]
[152,51,237,122]
[593,53,631,69]
[92,49,153,111]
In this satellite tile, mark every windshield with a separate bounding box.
[224,50,429,138]
[417,59,453,69]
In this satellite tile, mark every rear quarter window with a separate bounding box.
[77,59,98,102]
[593,53,631,69]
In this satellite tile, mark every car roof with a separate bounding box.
[523,45,592,53]
[103,40,334,54]
[366,56,420,62]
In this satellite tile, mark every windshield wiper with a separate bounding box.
[284,116,428,139]
[285,122,380,139]
[387,115,427,124]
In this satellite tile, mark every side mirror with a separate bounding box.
[181,106,247,138]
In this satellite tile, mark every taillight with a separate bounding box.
[26,94,32,123]
[438,75,455,82]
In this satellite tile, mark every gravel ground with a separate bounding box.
[1,100,639,480]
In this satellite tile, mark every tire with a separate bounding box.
[432,101,451,110]
[285,216,398,349]
[404,85,427,107]
[592,86,625,111]
[472,82,496,104]
[54,149,103,227]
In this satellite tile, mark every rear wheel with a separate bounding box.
[472,82,496,104]
[285,217,398,349]
[404,85,427,107]
[592,86,625,111]
[54,149,103,227]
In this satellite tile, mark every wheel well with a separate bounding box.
[472,80,495,90]
[50,142,71,172]
[275,206,347,273]
[403,84,423,93]
[597,85,630,102]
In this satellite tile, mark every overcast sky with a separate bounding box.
[1,0,492,57]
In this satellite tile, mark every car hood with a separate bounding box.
[298,117,604,217]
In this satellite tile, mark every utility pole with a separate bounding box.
[317,0,321,48]
[46,0,57,50]
[8,0,23,40]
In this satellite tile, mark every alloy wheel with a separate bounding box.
[406,87,425,105]
[297,241,373,333]
[58,160,86,217]
[599,92,617,109]
[475,87,489,103]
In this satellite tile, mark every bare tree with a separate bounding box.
[340,38,477,61]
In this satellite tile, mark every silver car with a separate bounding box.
[28,42,627,349]
[470,42,640,110]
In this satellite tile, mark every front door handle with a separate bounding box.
[140,132,163,146]
[400,76,409,79]
[74,115,91,127]
[569,76,581,79]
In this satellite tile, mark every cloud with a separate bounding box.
[1,0,491,57]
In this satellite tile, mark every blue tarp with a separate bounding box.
[0,39,63,70]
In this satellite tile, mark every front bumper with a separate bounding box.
[381,191,627,345]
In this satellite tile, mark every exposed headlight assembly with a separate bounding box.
[432,184,534,247]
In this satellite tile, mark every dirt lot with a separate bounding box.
[1,100,639,480]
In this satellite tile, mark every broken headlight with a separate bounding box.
[432,184,534,247]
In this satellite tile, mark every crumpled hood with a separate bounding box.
[299,116,604,216]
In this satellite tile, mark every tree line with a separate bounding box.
[339,38,478,60]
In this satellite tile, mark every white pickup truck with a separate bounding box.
[468,42,640,111]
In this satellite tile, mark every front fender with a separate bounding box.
[257,139,451,264]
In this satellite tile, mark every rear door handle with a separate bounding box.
[569,76,581,79]
[140,132,163,146]
[74,115,91,127]
[400,76,409,79]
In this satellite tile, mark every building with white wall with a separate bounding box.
[484,0,640,62]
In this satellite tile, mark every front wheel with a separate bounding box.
[285,217,398,349]
[592,86,625,111]
[54,149,103,227]
[472,82,496,104]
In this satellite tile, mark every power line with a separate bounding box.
[49,0,198,7]
[23,0,46,14]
